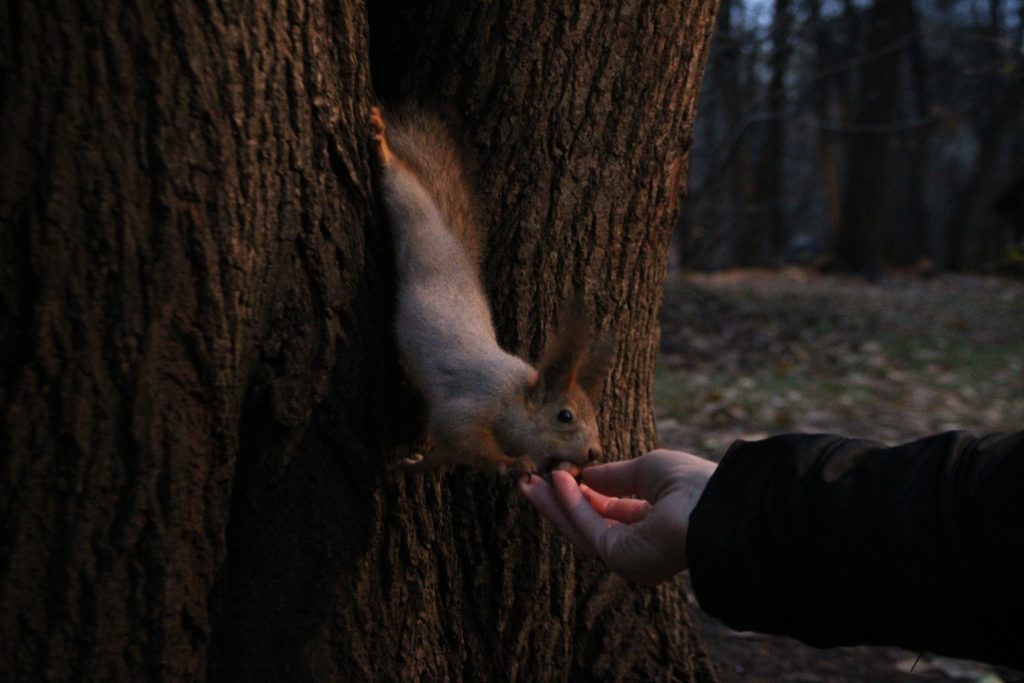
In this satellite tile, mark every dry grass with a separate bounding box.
[655,268,1024,459]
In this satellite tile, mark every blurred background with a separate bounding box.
[658,0,1024,460]
[676,0,1024,276]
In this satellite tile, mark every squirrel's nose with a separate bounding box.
[587,446,603,463]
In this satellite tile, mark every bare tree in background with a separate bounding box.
[685,0,1024,274]
[944,0,1024,270]
[758,0,794,261]
[835,0,927,273]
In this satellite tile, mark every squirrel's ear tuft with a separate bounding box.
[535,300,589,398]
[577,330,614,402]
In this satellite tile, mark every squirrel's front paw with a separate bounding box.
[403,453,425,466]
[500,455,537,477]
[392,452,435,475]
[369,106,394,167]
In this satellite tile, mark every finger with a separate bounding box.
[579,457,646,498]
[585,450,712,504]
[550,473,680,585]
[518,475,599,558]
[549,471,621,555]
[580,485,651,524]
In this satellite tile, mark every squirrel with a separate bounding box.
[369,106,611,475]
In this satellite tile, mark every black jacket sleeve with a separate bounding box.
[686,430,1024,668]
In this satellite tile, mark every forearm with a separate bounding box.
[686,431,1024,668]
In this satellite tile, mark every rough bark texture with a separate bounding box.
[1,1,719,681]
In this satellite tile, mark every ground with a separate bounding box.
[654,269,1024,683]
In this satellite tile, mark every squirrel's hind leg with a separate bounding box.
[395,434,442,473]
[396,452,437,473]
[391,433,438,473]
[369,106,395,167]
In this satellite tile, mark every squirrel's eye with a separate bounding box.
[557,409,574,424]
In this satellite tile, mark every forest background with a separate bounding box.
[678,0,1024,275]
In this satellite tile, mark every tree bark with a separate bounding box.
[881,0,930,268]
[834,0,901,274]
[756,0,792,261]
[943,3,1023,271]
[805,0,840,247]
[1,1,720,681]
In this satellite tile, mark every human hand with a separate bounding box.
[519,450,717,585]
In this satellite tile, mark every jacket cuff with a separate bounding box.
[685,434,845,637]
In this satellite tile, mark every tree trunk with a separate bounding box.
[1,1,720,681]
[755,0,792,261]
[806,0,842,249]
[834,0,901,274]
[881,0,930,268]
[722,1,768,268]
[944,2,1023,271]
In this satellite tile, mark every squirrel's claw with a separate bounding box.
[513,455,537,477]
[369,106,394,167]
[495,454,536,477]
[392,452,439,476]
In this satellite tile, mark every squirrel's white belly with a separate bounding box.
[396,278,530,404]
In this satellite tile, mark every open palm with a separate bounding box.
[519,449,717,585]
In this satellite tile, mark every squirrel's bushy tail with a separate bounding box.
[383,107,483,264]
